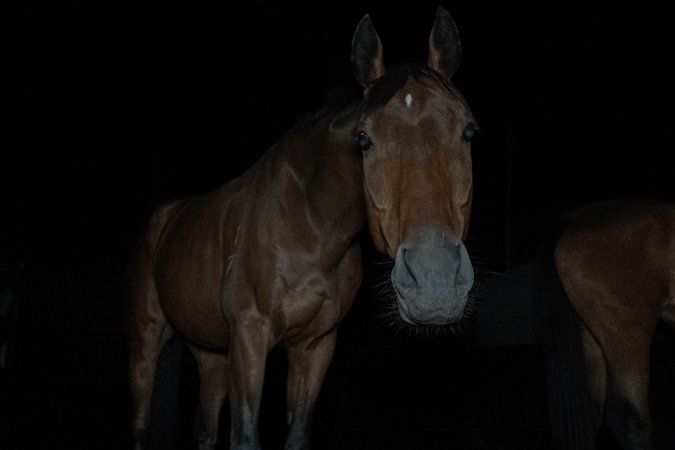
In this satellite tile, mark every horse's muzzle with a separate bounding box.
[391,225,473,325]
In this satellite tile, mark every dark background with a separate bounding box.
[2,1,674,449]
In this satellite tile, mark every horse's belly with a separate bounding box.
[155,249,230,350]
[150,195,239,350]
[159,287,229,350]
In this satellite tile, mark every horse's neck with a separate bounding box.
[266,111,365,265]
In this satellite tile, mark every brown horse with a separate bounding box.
[127,7,478,450]
[541,197,675,450]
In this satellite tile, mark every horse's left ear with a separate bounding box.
[351,14,386,90]
[427,6,462,78]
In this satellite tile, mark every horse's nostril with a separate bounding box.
[394,247,418,290]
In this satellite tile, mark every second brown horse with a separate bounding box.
[127,7,478,449]
[543,197,675,450]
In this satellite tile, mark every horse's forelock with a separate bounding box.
[360,63,463,114]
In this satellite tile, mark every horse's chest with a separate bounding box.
[220,258,346,341]
[271,247,362,342]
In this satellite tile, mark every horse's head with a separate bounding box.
[351,8,476,326]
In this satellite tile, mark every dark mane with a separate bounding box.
[362,63,466,114]
[290,63,466,133]
[289,85,361,132]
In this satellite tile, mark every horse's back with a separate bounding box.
[554,197,675,332]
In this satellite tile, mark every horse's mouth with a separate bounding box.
[396,301,418,325]
[393,281,468,326]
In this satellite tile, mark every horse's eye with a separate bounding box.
[356,131,372,152]
[462,123,477,143]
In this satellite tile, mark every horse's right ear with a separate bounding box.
[427,6,462,79]
[351,14,385,91]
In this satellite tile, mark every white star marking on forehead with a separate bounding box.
[405,93,413,108]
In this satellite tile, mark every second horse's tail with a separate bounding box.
[537,215,597,450]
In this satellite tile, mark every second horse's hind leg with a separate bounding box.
[602,332,653,450]
[580,324,607,434]
[189,346,229,450]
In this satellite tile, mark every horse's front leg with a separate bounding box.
[284,329,337,450]
[228,318,272,450]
